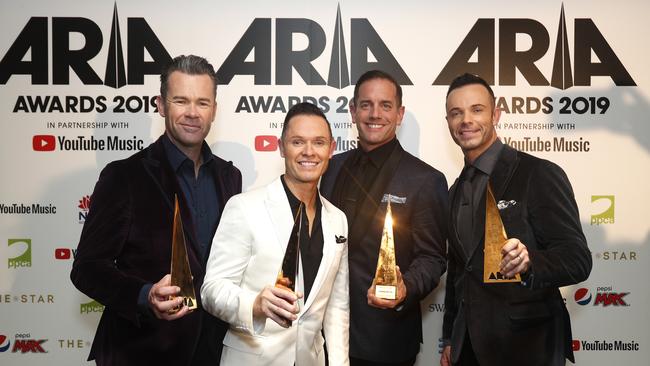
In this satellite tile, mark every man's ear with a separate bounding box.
[156,96,166,117]
[278,138,285,158]
[349,100,356,123]
[492,105,502,127]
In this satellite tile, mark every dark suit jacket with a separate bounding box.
[321,141,448,363]
[70,136,241,366]
[442,144,592,366]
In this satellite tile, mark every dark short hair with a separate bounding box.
[446,73,495,100]
[281,102,332,140]
[352,70,403,107]
[160,55,218,99]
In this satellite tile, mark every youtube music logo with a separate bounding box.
[33,135,55,151]
[255,135,278,152]
[54,248,76,260]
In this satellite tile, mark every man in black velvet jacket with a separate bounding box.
[440,73,591,366]
[70,55,241,366]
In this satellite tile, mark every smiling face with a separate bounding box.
[157,71,216,155]
[445,83,501,162]
[279,114,336,187]
[350,78,405,152]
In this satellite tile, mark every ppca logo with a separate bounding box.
[591,195,614,225]
[7,238,31,269]
[80,299,104,314]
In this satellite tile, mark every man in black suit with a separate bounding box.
[440,73,592,366]
[321,70,448,366]
[70,55,242,366]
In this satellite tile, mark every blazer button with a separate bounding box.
[465,265,473,272]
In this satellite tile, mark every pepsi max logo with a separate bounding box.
[574,288,592,305]
[0,335,10,352]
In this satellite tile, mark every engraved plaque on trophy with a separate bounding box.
[484,183,520,283]
[170,195,198,310]
[275,202,303,293]
[374,196,398,299]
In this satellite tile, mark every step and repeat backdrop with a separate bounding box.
[1,0,648,364]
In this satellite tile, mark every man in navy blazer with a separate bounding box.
[321,70,448,366]
[440,73,591,366]
[70,55,241,366]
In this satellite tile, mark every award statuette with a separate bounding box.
[170,195,198,310]
[373,196,398,300]
[275,202,304,293]
[483,183,520,283]
[274,203,303,326]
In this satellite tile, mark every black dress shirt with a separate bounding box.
[334,138,398,224]
[162,134,219,261]
[455,139,504,251]
[281,175,323,301]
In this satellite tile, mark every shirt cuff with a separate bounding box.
[137,283,154,316]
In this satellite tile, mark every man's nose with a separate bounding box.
[370,105,381,119]
[185,102,200,117]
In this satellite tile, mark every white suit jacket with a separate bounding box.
[201,177,350,366]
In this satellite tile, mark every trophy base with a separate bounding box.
[170,295,198,311]
[375,285,397,300]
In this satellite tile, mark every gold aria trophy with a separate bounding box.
[374,195,398,299]
[170,195,198,310]
[275,203,303,324]
[276,203,303,292]
[484,183,520,283]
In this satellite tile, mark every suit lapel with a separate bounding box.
[448,178,470,260]
[301,198,336,314]
[320,152,349,199]
[141,138,174,212]
[264,178,294,252]
[490,144,519,200]
[141,137,202,269]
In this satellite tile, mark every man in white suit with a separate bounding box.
[201,102,349,366]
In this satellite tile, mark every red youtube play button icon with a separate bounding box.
[33,135,56,151]
[255,135,278,152]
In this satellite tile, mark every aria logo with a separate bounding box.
[591,195,615,225]
[0,3,171,88]
[217,4,411,88]
[433,4,635,89]
[7,239,31,269]
[78,195,91,224]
